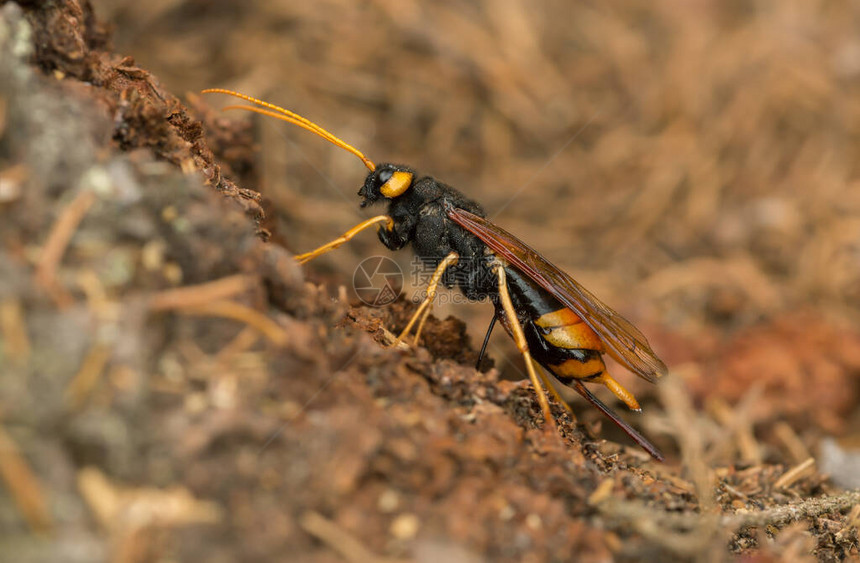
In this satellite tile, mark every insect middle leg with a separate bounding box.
[495,265,556,430]
[294,215,393,265]
[396,252,459,346]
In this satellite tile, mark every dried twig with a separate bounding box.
[0,162,28,203]
[726,490,860,530]
[300,511,411,563]
[65,340,112,410]
[0,298,30,366]
[77,466,223,531]
[35,189,96,307]
[773,422,811,465]
[709,384,764,465]
[215,326,261,362]
[598,489,860,547]
[834,504,860,543]
[0,423,53,533]
[148,274,254,311]
[173,299,289,346]
[773,457,816,490]
[149,275,287,345]
[659,369,715,511]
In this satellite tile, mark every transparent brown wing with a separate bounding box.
[447,206,667,383]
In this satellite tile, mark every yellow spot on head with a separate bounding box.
[380,171,413,198]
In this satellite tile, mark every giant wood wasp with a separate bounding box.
[203,89,668,460]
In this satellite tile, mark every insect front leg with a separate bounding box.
[495,265,556,431]
[294,215,393,264]
[395,252,459,346]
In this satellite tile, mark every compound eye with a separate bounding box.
[380,171,413,198]
[377,169,393,184]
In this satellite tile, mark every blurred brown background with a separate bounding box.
[92,0,860,435]
[3,1,860,560]
[91,0,860,420]
[93,0,860,334]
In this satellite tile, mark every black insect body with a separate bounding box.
[203,89,668,460]
[361,164,496,302]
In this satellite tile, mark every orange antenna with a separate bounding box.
[201,88,376,172]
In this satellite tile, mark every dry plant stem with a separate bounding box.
[0,423,53,533]
[65,340,112,410]
[377,326,411,350]
[0,96,7,136]
[215,326,261,362]
[773,457,816,490]
[731,385,765,464]
[0,298,31,365]
[35,189,97,307]
[148,276,288,345]
[76,270,109,311]
[587,478,616,506]
[174,300,289,346]
[597,490,860,556]
[148,274,255,311]
[727,490,860,529]
[653,374,720,558]
[0,163,28,204]
[773,422,812,464]
[660,374,715,511]
[299,511,410,563]
[709,384,764,464]
[834,504,860,543]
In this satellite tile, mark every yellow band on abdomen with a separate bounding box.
[535,309,604,352]
[549,357,607,381]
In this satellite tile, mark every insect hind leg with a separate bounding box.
[496,265,556,430]
[532,365,578,424]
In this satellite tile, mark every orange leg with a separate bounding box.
[294,215,393,265]
[396,252,459,346]
[496,265,556,430]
